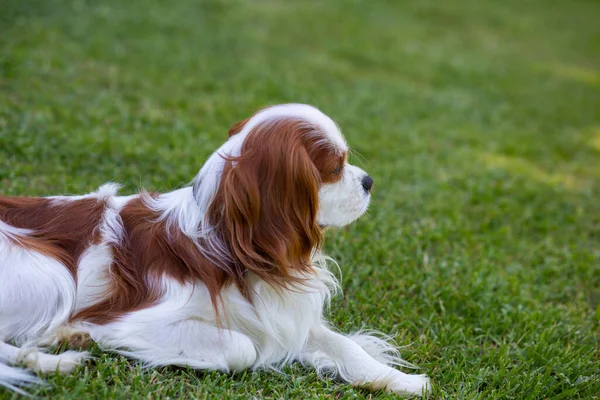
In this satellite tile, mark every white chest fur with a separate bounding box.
[224,265,336,367]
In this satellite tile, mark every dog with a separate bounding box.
[0,104,430,396]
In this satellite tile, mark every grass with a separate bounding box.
[1,0,599,398]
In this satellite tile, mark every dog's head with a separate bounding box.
[193,104,372,285]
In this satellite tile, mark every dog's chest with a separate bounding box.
[225,272,331,363]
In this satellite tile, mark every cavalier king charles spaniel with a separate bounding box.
[0,104,430,396]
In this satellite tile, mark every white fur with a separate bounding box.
[73,244,113,313]
[317,164,371,227]
[0,224,75,345]
[75,191,130,313]
[47,182,121,205]
[0,104,429,396]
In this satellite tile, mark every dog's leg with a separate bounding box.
[302,326,430,396]
[1,341,89,375]
[89,318,257,372]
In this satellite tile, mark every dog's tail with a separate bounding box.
[0,361,41,395]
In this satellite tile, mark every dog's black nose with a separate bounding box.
[361,175,373,193]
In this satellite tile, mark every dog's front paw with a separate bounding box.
[386,374,430,397]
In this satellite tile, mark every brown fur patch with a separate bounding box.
[71,196,230,324]
[228,112,346,182]
[0,196,107,276]
[310,145,346,184]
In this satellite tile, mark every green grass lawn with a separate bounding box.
[1,0,599,398]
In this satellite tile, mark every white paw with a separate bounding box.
[19,348,91,374]
[387,374,430,397]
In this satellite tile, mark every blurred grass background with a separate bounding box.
[1,0,599,398]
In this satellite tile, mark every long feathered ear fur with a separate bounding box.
[208,118,324,295]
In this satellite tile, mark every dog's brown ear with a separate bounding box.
[209,117,324,293]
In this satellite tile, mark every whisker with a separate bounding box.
[349,148,368,166]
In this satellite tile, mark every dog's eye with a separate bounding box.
[332,166,343,175]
